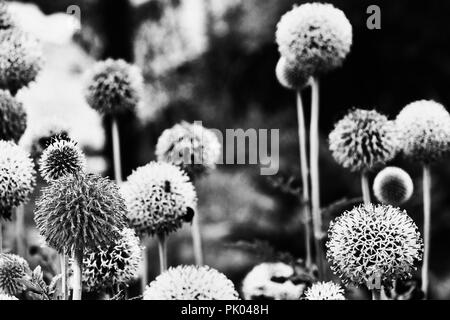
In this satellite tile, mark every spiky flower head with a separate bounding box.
[0,89,27,142]
[304,281,345,300]
[329,109,398,172]
[0,28,43,95]
[34,173,127,255]
[275,57,310,90]
[84,59,143,115]
[373,166,414,206]
[396,100,450,163]
[326,204,423,287]
[156,121,221,178]
[276,3,352,76]
[39,139,86,183]
[0,253,31,296]
[82,228,142,292]
[0,0,14,30]
[0,293,18,300]
[0,140,35,219]
[143,265,239,300]
[121,161,197,237]
[241,262,305,300]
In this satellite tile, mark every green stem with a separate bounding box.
[157,234,167,273]
[361,170,371,205]
[422,164,431,299]
[72,248,84,300]
[111,117,123,184]
[296,91,312,268]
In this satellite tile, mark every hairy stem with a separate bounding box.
[111,117,123,184]
[422,164,431,298]
[361,170,371,205]
[157,234,168,273]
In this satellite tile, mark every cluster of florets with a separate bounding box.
[329,109,398,172]
[0,253,31,296]
[326,204,423,287]
[144,265,239,300]
[304,281,345,300]
[373,166,414,206]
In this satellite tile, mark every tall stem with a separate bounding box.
[15,205,25,257]
[157,234,167,273]
[60,252,68,300]
[191,212,204,266]
[422,164,431,298]
[111,117,123,184]
[361,170,371,205]
[310,77,324,278]
[140,240,148,293]
[72,248,84,300]
[296,91,312,268]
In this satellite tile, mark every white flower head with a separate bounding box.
[0,293,18,300]
[373,166,414,206]
[275,57,310,90]
[144,265,239,300]
[241,262,305,300]
[304,281,345,300]
[396,100,450,163]
[121,161,197,236]
[276,3,352,75]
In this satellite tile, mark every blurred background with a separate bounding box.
[5,0,450,299]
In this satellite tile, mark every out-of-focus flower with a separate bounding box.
[0,293,18,300]
[144,265,239,300]
[0,0,14,30]
[39,139,86,183]
[326,204,423,287]
[156,121,221,178]
[0,89,27,142]
[82,228,142,292]
[275,57,310,91]
[329,109,398,172]
[0,253,31,296]
[396,100,450,163]
[0,28,43,94]
[276,3,352,75]
[0,140,35,219]
[373,166,414,206]
[134,0,207,78]
[34,173,127,255]
[241,262,306,300]
[304,281,345,300]
[84,59,143,115]
[121,161,197,237]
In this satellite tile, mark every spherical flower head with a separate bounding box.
[0,89,27,142]
[0,28,43,94]
[304,281,345,300]
[84,59,143,115]
[0,253,31,296]
[121,161,197,237]
[82,228,142,292]
[156,122,221,178]
[373,166,414,206]
[396,100,450,163]
[276,3,352,76]
[0,1,14,31]
[329,109,398,172]
[39,139,86,183]
[0,140,35,220]
[143,265,239,300]
[241,262,306,300]
[326,204,423,287]
[34,173,127,255]
[0,293,18,300]
[275,57,310,90]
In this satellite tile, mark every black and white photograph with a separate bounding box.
[0,0,449,310]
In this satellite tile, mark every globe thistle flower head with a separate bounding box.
[39,138,86,183]
[82,228,142,291]
[84,59,143,115]
[0,253,31,296]
[0,140,35,219]
[34,173,127,255]
[0,89,27,142]
[373,166,414,206]
[0,0,14,30]
[304,281,345,300]
[241,262,306,300]
[275,57,310,90]
[0,293,18,300]
[121,161,197,237]
[329,109,398,172]
[0,28,43,94]
[155,121,221,178]
[326,204,423,287]
[276,3,352,76]
[396,100,450,163]
[144,265,239,300]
